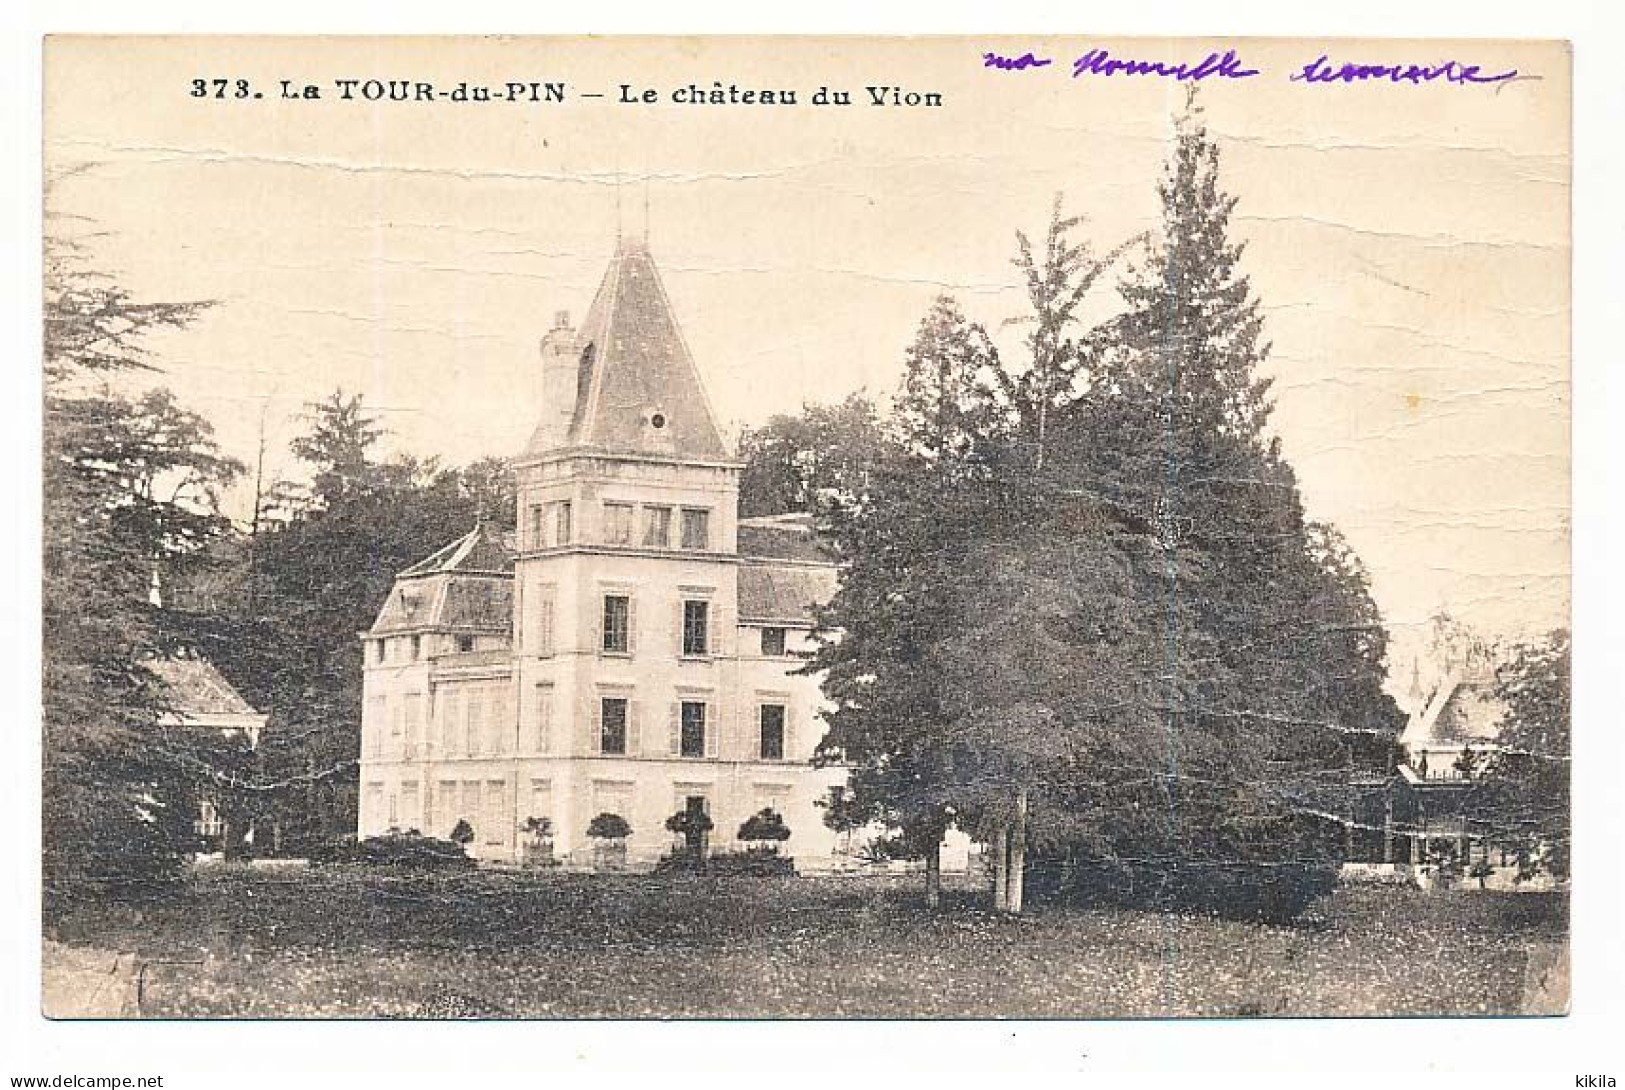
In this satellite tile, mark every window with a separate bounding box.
[680,507,710,551]
[682,600,710,656]
[529,780,552,826]
[488,687,510,755]
[600,697,629,755]
[527,503,545,549]
[759,704,786,760]
[602,594,631,653]
[401,782,420,830]
[366,697,385,757]
[680,701,707,758]
[529,584,556,656]
[439,691,460,755]
[195,799,223,839]
[403,693,423,758]
[456,634,475,653]
[484,780,506,846]
[372,640,385,665]
[435,780,457,837]
[410,634,421,661]
[533,683,554,754]
[466,692,485,755]
[603,502,634,545]
[761,627,787,656]
[642,505,672,548]
[555,501,573,544]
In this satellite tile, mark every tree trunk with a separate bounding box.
[1382,788,1394,864]
[925,839,942,909]
[1008,787,1029,915]
[991,822,1008,911]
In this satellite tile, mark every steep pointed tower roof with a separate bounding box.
[525,237,730,461]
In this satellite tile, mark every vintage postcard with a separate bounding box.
[41,35,1570,1020]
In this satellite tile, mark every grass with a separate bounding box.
[45,866,1568,1019]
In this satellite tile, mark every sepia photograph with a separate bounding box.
[37,34,1572,1023]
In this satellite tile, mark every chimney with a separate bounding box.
[535,313,581,450]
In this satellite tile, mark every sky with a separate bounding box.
[43,35,1570,684]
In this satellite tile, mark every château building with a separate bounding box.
[355,237,849,867]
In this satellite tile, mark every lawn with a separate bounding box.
[44,867,1568,1019]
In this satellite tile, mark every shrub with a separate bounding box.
[449,819,475,846]
[306,834,365,865]
[653,847,797,877]
[664,807,714,858]
[586,812,631,840]
[521,816,558,868]
[737,808,791,847]
[709,848,798,877]
[1033,857,1338,925]
[310,830,473,870]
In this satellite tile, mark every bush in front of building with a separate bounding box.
[586,812,631,870]
[663,807,715,861]
[521,816,558,868]
[708,848,798,877]
[1028,857,1339,925]
[737,808,792,851]
[653,846,798,877]
[309,830,474,870]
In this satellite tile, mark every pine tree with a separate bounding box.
[43,225,244,906]
[1054,93,1399,888]
[811,297,1003,908]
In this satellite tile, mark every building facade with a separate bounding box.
[356,238,849,867]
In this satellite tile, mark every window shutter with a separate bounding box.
[593,597,604,654]
[513,581,524,648]
[592,698,603,755]
[629,700,642,755]
[674,601,684,655]
[627,596,639,655]
[705,702,719,758]
[535,686,552,754]
[493,689,509,755]
[786,705,798,762]
[669,703,681,756]
[539,596,554,656]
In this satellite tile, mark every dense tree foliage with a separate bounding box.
[736,393,886,517]
[43,231,244,904]
[176,391,516,850]
[1481,629,1571,878]
[811,98,1402,914]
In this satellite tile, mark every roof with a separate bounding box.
[738,563,838,625]
[738,513,840,564]
[372,525,515,635]
[524,238,730,462]
[1401,671,1505,751]
[371,574,514,635]
[149,654,266,730]
[397,522,514,577]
